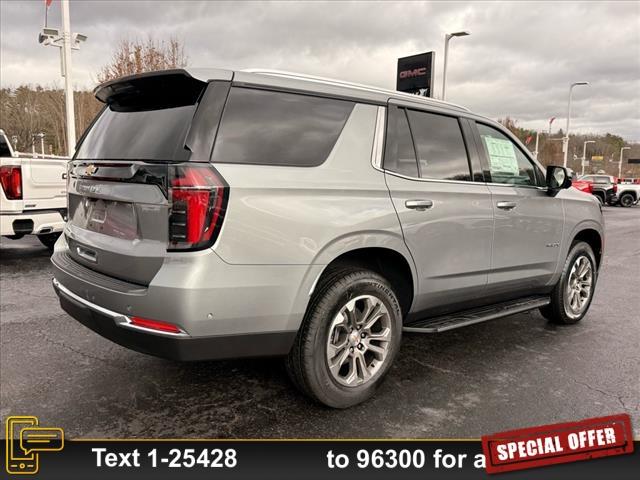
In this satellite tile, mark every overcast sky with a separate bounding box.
[1,1,639,140]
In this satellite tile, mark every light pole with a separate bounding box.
[60,0,75,156]
[441,30,470,101]
[39,0,87,157]
[548,116,556,135]
[581,140,595,176]
[619,146,630,179]
[562,81,589,167]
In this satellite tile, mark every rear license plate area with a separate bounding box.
[69,194,138,240]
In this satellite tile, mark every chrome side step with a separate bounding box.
[403,295,550,333]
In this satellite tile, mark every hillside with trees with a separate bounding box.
[499,117,640,178]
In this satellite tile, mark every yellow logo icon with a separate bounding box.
[5,416,64,475]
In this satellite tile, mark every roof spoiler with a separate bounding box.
[94,69,207,111]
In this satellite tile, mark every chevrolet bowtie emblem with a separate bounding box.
[84,164,98,176]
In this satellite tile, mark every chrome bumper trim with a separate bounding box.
[52,278,190,338]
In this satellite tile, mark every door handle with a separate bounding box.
[405,199,433,211]
[496,201,517,210]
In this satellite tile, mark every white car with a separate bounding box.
[0,129,68,248]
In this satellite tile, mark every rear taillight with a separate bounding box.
[612,183,617,193]
[0,165,22,200]
[168,164,228,251]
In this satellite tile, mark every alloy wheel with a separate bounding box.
[564,255,593,319]
[326,295,392,387]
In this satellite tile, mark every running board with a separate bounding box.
[403,296,550,333]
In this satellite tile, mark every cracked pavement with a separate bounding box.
[1,207,639,439]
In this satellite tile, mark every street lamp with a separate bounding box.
[441,30,470,101]
[619,146,630,179]
[562,81,589,167]
[581,140,595,176]
[39,0,87,157]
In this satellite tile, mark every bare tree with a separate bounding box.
[97,36,188,83]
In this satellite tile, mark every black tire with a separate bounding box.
[539,241,597,325]
[619,193,634,207]
[286,266,402,408]
[37,232,61,250]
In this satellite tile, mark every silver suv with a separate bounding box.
[52,68,604,408]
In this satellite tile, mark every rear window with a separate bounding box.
[383,106,419,177]
[211,87,354,167]
[0,137,12,157]
[75,104,195,161]
[77,72,208,161]
[407,109,471,181]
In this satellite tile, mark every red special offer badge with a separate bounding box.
[482,414,634,474]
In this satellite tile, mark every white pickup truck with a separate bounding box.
[615,181,640,207]
[0,129,68,249]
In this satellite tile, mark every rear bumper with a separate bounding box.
[53,277,296,361]
[50,233,317,361]
[1,210,66,236]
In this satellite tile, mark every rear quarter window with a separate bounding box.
[211,87,354,167]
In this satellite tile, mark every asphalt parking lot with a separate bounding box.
[1,206,639,439]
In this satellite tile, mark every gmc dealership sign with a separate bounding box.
[397,51,435,96]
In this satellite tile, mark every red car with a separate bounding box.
[572,178,593,194]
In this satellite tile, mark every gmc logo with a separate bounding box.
[399,67,427,79]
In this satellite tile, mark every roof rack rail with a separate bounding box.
[242,69,470,112]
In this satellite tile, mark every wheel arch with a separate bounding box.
[619,190,637,201]
[310,247,416,319]
[289,231,418,329]
[572,227,603,269]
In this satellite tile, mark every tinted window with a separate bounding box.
[0,137,12,157]
[383,106,418,177]
[75,105,195,161]
[211,88,354,167]
[477,123,538,186]
[406,110,471,181]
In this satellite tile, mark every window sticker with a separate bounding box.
[482,136,519,176]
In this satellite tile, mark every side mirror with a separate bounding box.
[546,166,572,193]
